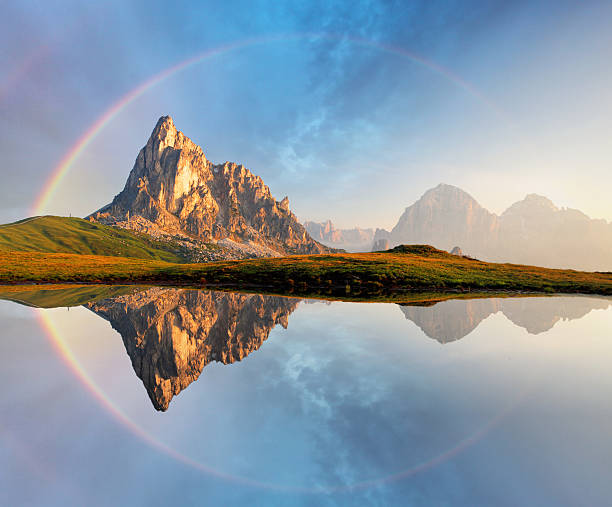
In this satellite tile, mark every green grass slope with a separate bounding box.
[0,216,185,262]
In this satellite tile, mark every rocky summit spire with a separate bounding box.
[88,116,329,256]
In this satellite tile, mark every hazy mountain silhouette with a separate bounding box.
[373,184,612,271]
[303,220,374,251]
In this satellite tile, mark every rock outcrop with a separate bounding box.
[303,220,374,251]
[88,116,329,257]
[86,288,299,411]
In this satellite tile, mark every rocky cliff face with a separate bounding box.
[89,116,328,256]
[303,220,374,251]
[86,288,299,411]
[383,184,612,271]
[399,296,611,343]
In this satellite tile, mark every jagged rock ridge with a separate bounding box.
[86,288,299,411]
[89,116,329,257]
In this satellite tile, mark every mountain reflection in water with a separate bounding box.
[86,288,299,411]
[399,296,612,343]
[2,286,610,412]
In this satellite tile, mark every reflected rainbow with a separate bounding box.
[37,304,523,493]
[36,308,289,491]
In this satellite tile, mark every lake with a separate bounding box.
[1,287,611,506]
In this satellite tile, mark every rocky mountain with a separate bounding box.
[376,184,612,271]
[387,184,499,257]
[399,296,612,343]
[494,194,612,269]
[303,220,374,251]
[88,116,329,258]
[86,288,299,411]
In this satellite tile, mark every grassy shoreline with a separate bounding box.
[2,245,611,299]
[2,283,608,310]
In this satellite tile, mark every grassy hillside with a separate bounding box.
[0,216,185,262]
[1,245,611,298]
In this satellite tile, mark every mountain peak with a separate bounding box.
[417,183,482,209]
[524,193,557,207]
[146,114,203,158]
[390,183,496,251]
[503,193,559,216]
[155,114,174,129]
[88,116,328,256]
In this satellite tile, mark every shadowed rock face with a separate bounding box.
[399,296,612,343]
[86,288,299,411]
[88,116,328,256]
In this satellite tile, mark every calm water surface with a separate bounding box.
[0,288,611,506]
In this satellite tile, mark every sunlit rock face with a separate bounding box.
[399,296,612,343]
[88,116,328,256]
[86,288,299,411]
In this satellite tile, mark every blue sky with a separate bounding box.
[1,0,611,228]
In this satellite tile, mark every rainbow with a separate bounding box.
[30,34,514,490]
[31,32,507,215]
[36,308,287,491]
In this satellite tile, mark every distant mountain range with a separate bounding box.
[313,184,612,271]
[85,116,610,270]
[88,116,330,257]
[303,220,374,251]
